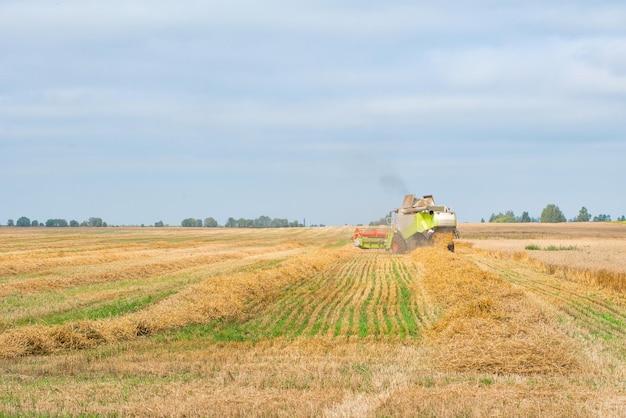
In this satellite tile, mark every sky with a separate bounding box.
[1,1,625,226]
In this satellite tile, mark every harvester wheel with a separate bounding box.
[391,234,408,254]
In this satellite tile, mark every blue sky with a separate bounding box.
[1,1,625,226]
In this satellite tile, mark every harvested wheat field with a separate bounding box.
[0,224,625,417]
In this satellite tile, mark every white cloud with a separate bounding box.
[535,4,626,33]
[2,89,623,143]
[561,37,626,93]
[0,2,460,38]
[431,36,626,90]
[4,1,624,41]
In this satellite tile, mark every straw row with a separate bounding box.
[0,246,355,358]
[413,244,580,374]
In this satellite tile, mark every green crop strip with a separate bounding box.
[334,304,347,337]
[324,239,352,248]
[383,272,394,337]
[392,261,419,338]
[371,271,382,336]
[16,291,176,327]
[164,254,426,343]
[347,306,356,337]
[525,244,579,251]
[358,267,376,337]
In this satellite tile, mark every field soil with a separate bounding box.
[0,224,625,417]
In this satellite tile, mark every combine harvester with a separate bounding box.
[353,194,458,254]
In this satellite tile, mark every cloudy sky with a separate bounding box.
[1,1,625,226]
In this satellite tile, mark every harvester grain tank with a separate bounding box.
[353,194,457,254]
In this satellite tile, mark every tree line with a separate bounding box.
[178,216,306,228]
[3,215,309,228]
[4,217,107,227]
[487,204,625,223]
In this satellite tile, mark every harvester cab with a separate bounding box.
[354,194,457,254]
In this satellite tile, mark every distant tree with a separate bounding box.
[270,218,289,228]
[618,215,626,222]
[70,220,80,227]
[31,219,39,227]
[540,204,566,223]
[46,219,69,227]
[489,211,517,223]
[369,215,389,226]
[254,215,271,228]
[7,219,14,226]
[573,206,592,222]
[204,217,218,227]
[16,216,31,227]
[88,217,104,227]
[154,220,165,227]
[519,212,531,223]
[181,218,202,227]
[593,214,611,222]
[224,216,305,228]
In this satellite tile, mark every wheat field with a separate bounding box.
[0,224,625,417]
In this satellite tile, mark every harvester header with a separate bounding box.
[353,226,393,250]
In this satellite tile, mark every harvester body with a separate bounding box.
[354,194,457,254]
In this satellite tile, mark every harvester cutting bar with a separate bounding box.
[353,227,390,238]
[353,226,393,250]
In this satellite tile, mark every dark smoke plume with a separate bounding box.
[379,174,408,195]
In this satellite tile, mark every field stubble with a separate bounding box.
[0,225,625,417]
[458,222,626,275]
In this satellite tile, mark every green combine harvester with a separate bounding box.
[353,194,458,254]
